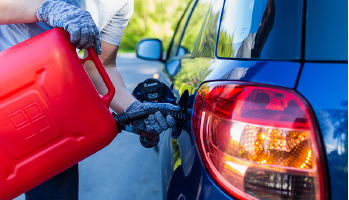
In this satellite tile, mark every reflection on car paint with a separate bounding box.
[317,109,348,199]
[171,138,181,171]
[196,58,301,88]
[177,0,213,58]
[159,129,175,200]
[177,128,196,177]
[199,0,223,58]
[297,63,348,200]
[218,0,303,60]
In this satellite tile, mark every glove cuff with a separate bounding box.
[37,0,54,22]
[36,0,69,28]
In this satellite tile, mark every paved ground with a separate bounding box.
[15,54,162,200]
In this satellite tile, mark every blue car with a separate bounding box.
[136,0,348,199]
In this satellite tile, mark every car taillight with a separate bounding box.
[192,81,327,200]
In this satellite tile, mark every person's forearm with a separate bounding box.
[0,0,44,24]
[87,64,136,113]
[85,41,136,112]
[95,64,136,113]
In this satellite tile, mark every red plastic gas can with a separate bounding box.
[0,28,118,199]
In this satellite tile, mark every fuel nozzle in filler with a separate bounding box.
[112,78,191,148]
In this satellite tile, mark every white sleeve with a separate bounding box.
[100,0,134,46]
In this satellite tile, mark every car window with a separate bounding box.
[168,0,196,59]
[217,0,303,60]
[305,0,348,61]
[199,0,224,58]
[177,0,213,57]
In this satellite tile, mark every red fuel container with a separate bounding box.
[0,28,118,199]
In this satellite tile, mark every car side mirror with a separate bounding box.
[177,46,190,57]
[166,60,181,76]
[136,39,163,61]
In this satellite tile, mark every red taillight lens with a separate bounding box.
[192,81,326,200]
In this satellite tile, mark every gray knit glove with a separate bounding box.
[125,101,180,148]
[37,0,102,54]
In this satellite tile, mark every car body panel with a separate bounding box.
[159,58,302,199]
[160,129,235,200]
[296,63,348,200]
[161,58,302,92]
[137,0,347,199]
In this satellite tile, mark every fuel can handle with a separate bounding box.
[80,47,115,107]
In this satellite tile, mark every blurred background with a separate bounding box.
[119,0,191,53]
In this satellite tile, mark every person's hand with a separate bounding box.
[36,0,102,54]
[125,101,180,148]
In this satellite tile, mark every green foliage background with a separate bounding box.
[119,0,192,52]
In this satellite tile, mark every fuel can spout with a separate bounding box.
[112,78,192,147]
[112,106,191,139]
[113,107,191,125]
